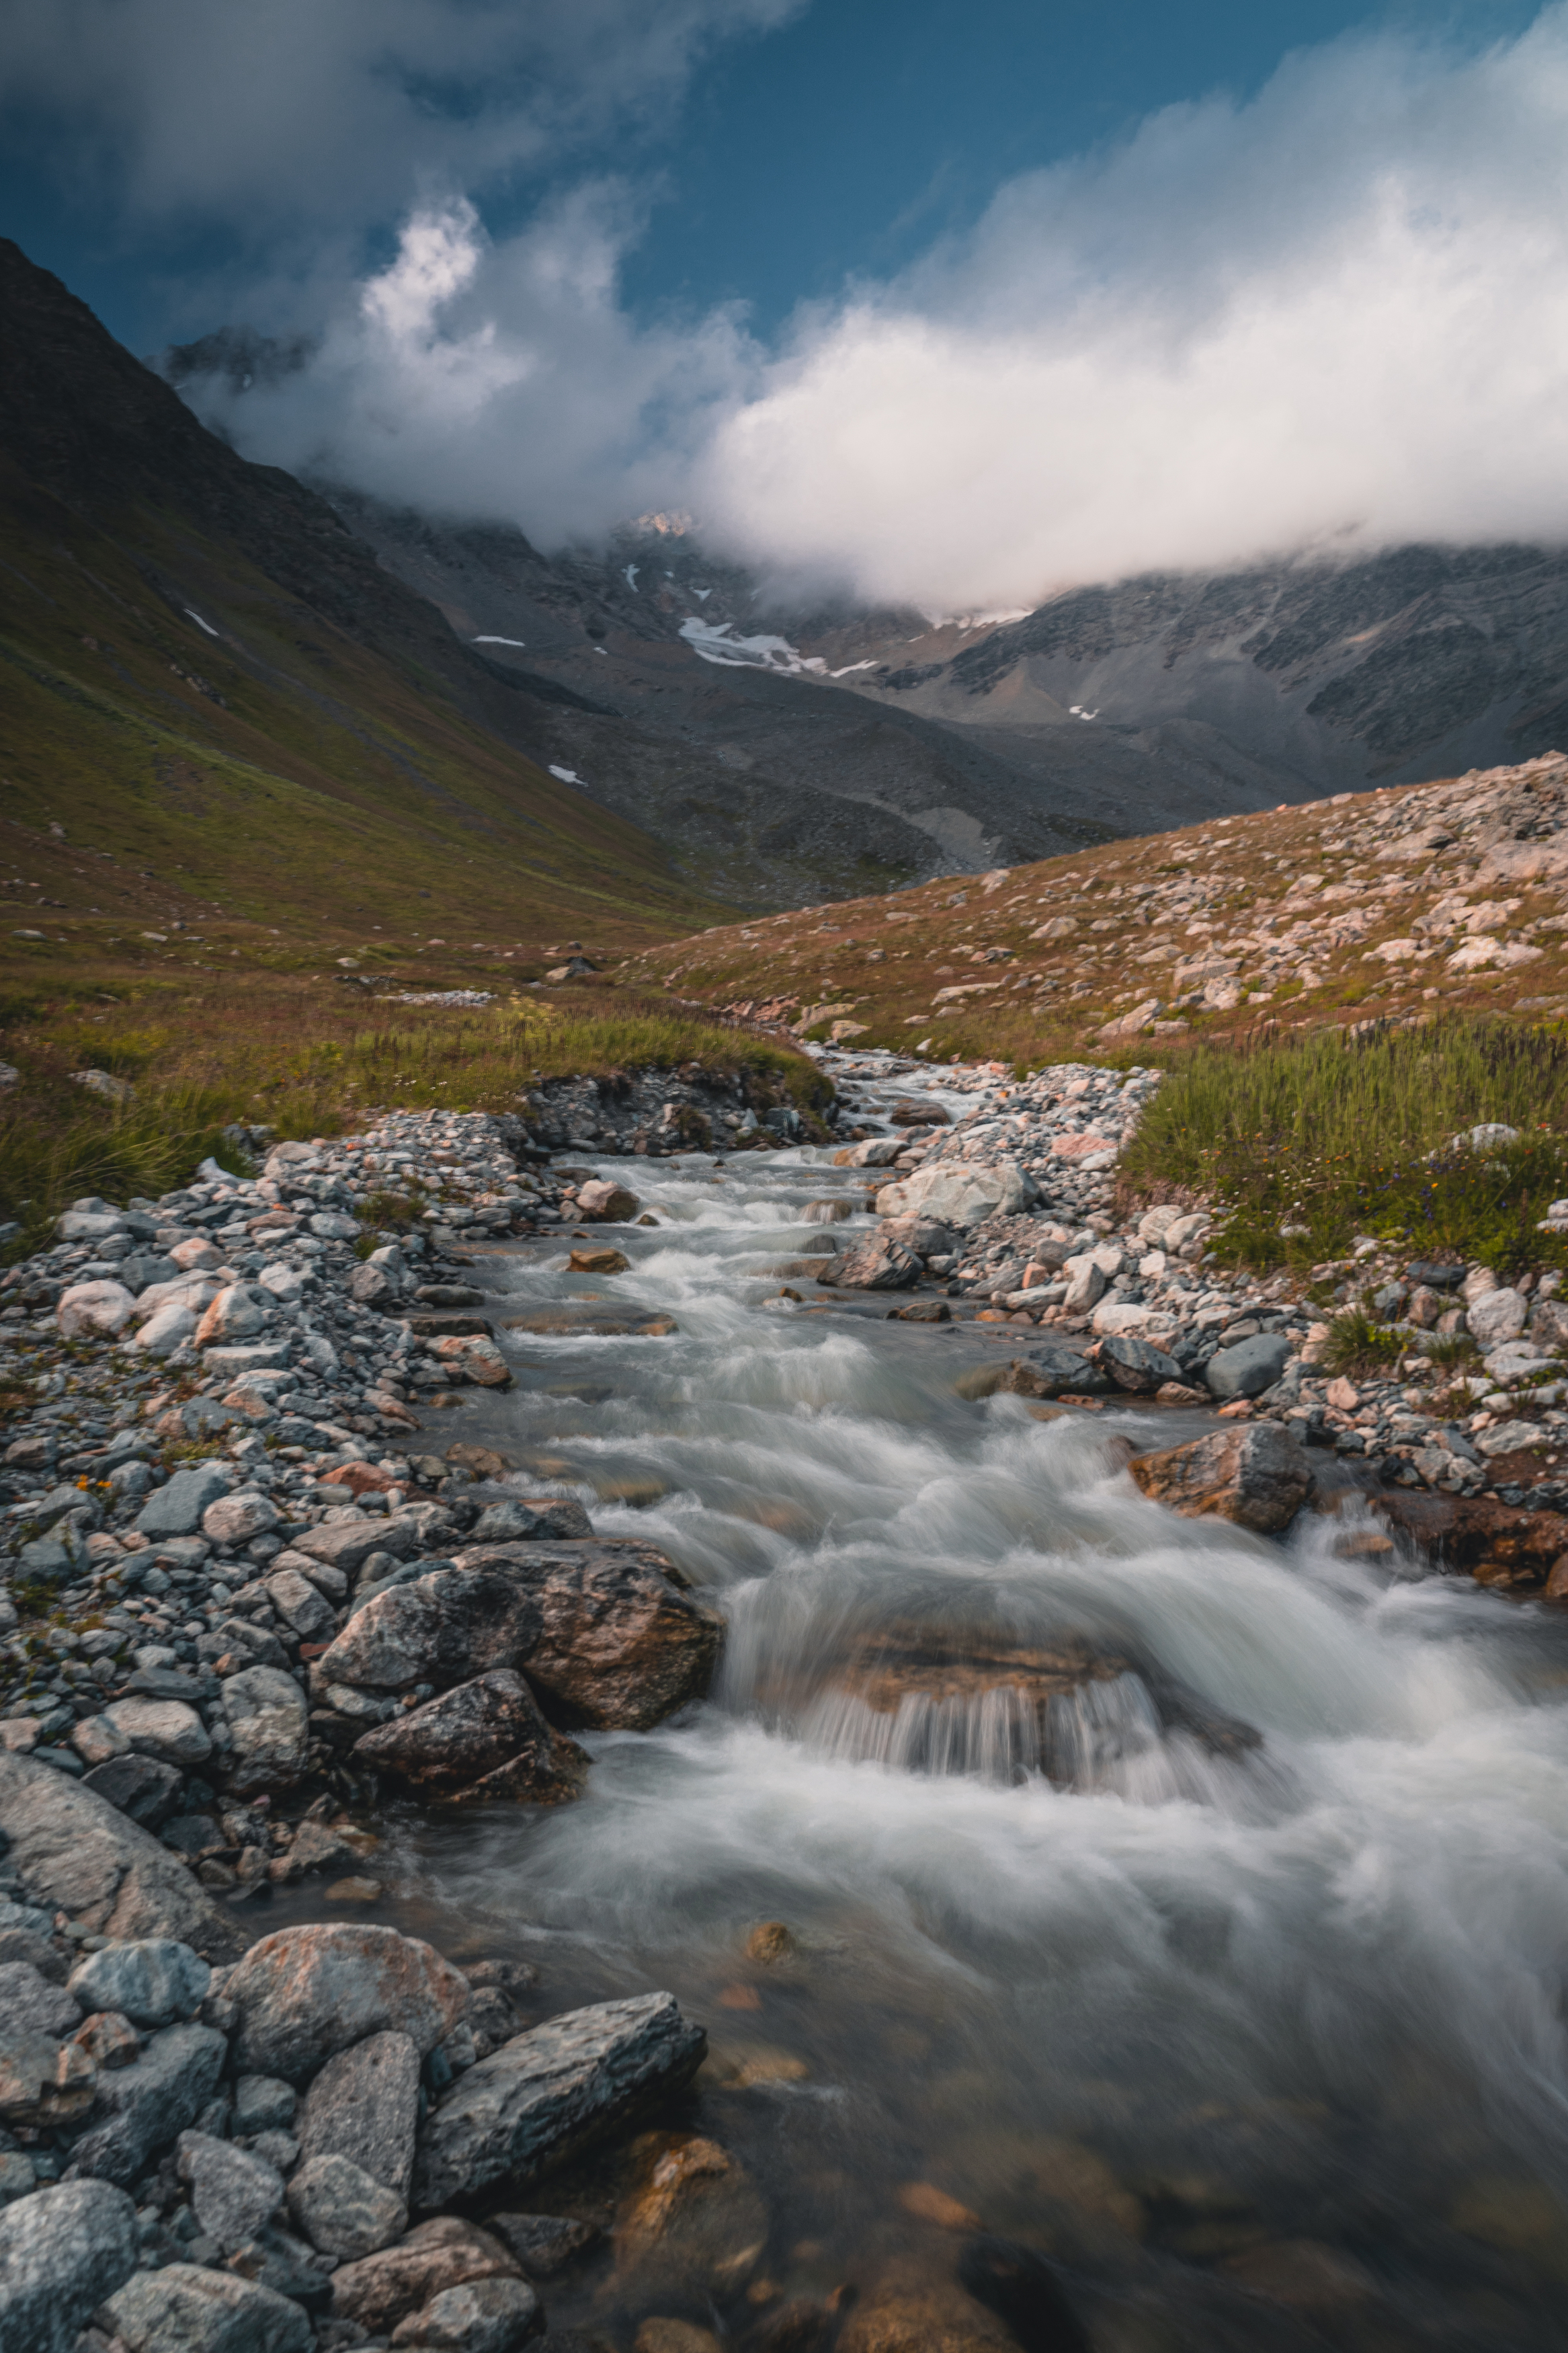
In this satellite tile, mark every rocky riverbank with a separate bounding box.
[800,1047,1568,1587]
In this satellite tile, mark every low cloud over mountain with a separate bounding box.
[13,3,1568,610]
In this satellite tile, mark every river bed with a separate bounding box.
[320,1091,1568,2352]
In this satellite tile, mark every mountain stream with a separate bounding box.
[332,1071,1568,2352]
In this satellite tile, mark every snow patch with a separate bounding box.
[548,765,581,784]
[624,565,639,590]
[679,617,827,675]
[474,634,526,647]
[185,608,220,637]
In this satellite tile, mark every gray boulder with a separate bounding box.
[222,1669,309,1796]
[413,1991,705,2210]
[101,2262,313,2352]
[295,2028,420,2200]
[390,2275,541,2350]
[454,1543,723,1732]
[292,1515,423,1578]
[69,2020,227,2184]
[287,2150,407,2258]
[316,1568,542,1694]
[262,1570,334,1643]
[0,2178,138,2353]
[232,2073,297,2136]
[0,1959,81,2038]
[226,1924,469,2083]
[178,2130,286,2254]
[1094,1332,1184,1395]
[68,1937,210,2028]
[468,1497,593,1544]
[135,1462,232,1541]
[1206,1332,1293,1400]
[0,1755,243,1962]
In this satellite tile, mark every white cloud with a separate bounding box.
[190,188,755,546]
[57,4,1568,605]
[692,8,1568,604]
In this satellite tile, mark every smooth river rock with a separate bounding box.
[390,2275,541,2350]
[0,2178,139,2353]
[225,1924,470,2083]
[67,1936,210,2028]
[1204,1332,1293,1400]
[413,1991,706,2210]
[330,2217,523,2335]
[1127,1423,1313,1532]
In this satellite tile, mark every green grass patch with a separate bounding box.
[1,995,823,1238]
[1120,1016,1568,1273]
[1320,1308,1409,1378]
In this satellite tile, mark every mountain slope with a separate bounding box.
[0,239,734,947]
[626,753,1568,1066]
[813,546,1568,828]
[315,493,1116,897]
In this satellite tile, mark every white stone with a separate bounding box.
[1468,1287,1528,1347]
[875,1160,1034,1230]
[57,1281,136,1340]
[169,1238,224,1272]
[131,1303,197,1355]
[1481,1340,1549,1384]
[1091,1300,1177,1339]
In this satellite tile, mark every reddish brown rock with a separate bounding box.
[614,2131,770,2295]
[330,2217,523,2334]
[1367,1490,1568,1587]
[1127,1423,1313,1533]
[575,1180,640,1223]
[352,1671,588,1804]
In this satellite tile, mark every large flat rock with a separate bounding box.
[413,1992,706,2210]
[0,1755,244,1963]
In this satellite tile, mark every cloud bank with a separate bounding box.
[13,2,1568,605]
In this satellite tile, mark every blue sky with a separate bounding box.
[3,1,1563,604]
[0,1,1534,351]
[620,1,1532,333]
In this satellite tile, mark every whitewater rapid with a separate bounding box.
[358,1108,1568,2348]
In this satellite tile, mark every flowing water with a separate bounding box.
[345,1091,1568,2350]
